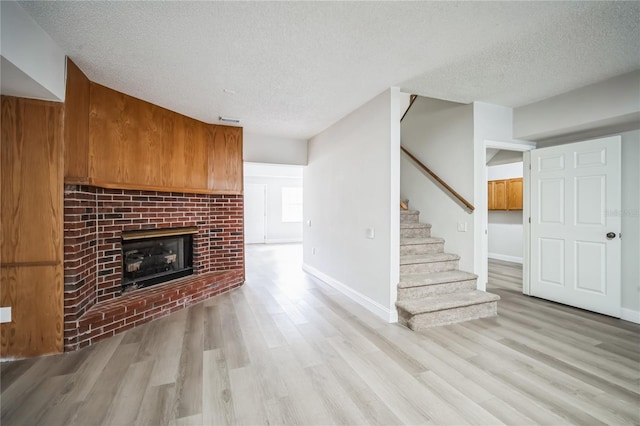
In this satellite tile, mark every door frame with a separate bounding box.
[475,139,536,292]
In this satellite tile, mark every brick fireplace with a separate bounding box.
[63,185,245,351]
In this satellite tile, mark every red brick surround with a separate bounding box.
[63,185,244,351]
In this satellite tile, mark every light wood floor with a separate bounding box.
[2,246,639,425]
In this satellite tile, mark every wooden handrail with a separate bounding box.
[401,94,418,122]
[400,145,475,212]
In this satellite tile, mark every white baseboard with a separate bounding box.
[488,253,523,264]
[265,238,302,244]
[621,308,640,324]
[302,263,398,323]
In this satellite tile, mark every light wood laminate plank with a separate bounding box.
[1,250,638,426]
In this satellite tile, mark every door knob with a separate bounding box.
[606,232,616,240]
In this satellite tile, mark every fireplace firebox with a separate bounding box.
[121,227,196,293]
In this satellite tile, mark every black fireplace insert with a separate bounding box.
[121,230,194,293]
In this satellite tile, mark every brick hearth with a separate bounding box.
[63,185,245,351]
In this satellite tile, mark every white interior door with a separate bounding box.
[530,136,621,317]
[244,183,266,244]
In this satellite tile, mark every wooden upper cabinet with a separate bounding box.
[83,83,243,193]
[488,178,523,211]
[488,180,507,210]
[209,126,243,193]
[507,178,523,210]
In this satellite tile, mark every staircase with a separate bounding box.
[396,209,500,330]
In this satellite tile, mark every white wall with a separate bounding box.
[620,132,640,315]
[488,162,524,264]
[487,161,523,181]
[401,97,475,273]
[0,0,66,101]
[243,132,308,166]
[514,71,640,141]
[399,92,411,118]
[304,88,400,322]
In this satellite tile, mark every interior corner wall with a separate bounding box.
[243,132,308,166]
[303,89,397,321]
[0,0,66,101]
[401,98,475,274]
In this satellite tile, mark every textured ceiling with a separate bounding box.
[19,1,640,139]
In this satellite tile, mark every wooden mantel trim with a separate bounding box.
[64,179,243,196]
[122,226,199,241]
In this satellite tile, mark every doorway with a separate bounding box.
[477,140,535,293]
[243,162,303,245]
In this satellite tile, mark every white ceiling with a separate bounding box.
[19,1,640,140]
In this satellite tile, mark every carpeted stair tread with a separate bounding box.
[400,223,432,229]
[400,253,459,265]
[396,290,500,315]
[399,270,478,288]
[400,237,445,246]
[400,209,420,215]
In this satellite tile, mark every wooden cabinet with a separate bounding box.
[88,83,213,192]
[488,178,523,211]
[488,180,507,210]
[507,178,523,210]
[1,96,64,357]
[64,62,244,195]
[209,126,243,193]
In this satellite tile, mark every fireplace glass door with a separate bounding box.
[121,233,193,292]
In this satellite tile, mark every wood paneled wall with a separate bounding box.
[64,60,90,182]
[1,96,64,357]
[64,71,243,194]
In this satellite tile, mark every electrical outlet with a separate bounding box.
[457,221,467,232]
[366,228,375,239]
[312,247,316,255]
[0,307,11,323]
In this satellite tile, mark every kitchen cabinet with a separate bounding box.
[488,178,522,211]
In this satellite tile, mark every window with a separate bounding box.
[281,187,303,222]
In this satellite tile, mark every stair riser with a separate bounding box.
[400,260,459,274]
[400,213,419,224]
[400,228,431,238]
[400,242,445,255]
[397,280,477,300]
[398,301,497,330]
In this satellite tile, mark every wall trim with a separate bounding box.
[488,253,523,264]
[621,308,640,324]
[265,238,303,244]
[302,263,398,323]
